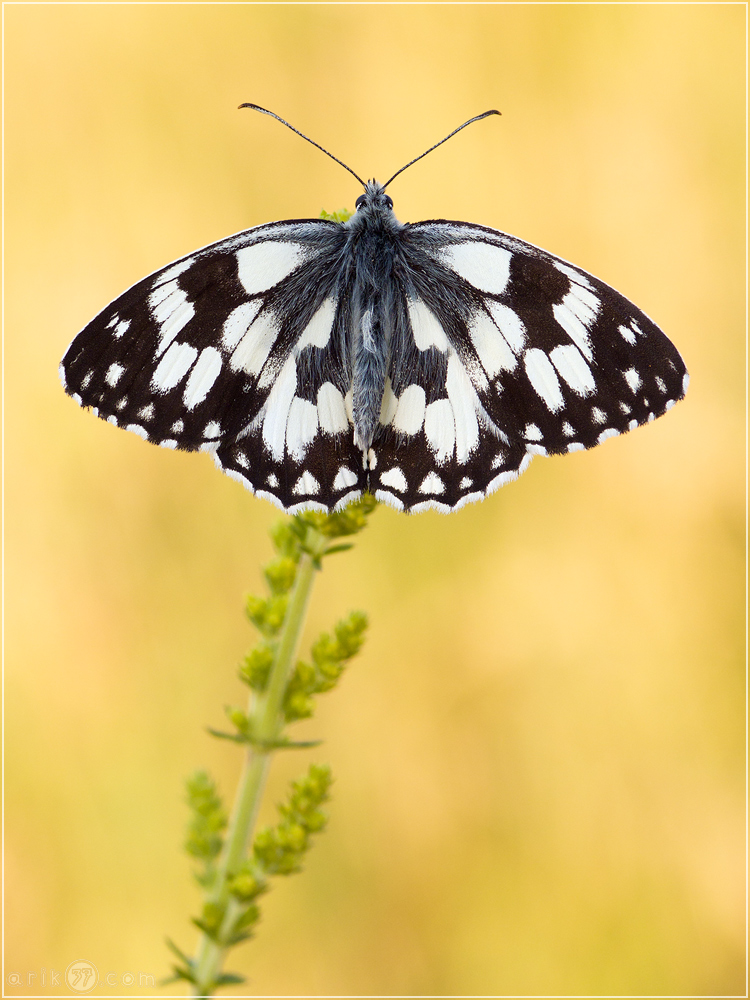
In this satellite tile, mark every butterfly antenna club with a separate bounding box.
[240,103,366,188]
[382,110,501,190]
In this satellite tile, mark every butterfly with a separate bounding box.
[60,106,688,514]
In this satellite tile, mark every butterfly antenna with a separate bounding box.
[240,103,367,188]
[382,110,501,190]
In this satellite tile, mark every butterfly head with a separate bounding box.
[351,181,399,230]
[355,181,393,211]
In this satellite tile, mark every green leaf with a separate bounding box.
[319,207,352,222]
[213,973,247,986]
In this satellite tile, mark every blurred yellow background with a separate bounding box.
[4,5,744,997]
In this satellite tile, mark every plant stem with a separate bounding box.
[191,527,325,996]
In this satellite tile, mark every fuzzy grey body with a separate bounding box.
[344,181,404,455]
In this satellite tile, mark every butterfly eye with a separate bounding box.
[384,195,394,209]
[355,195,366,209]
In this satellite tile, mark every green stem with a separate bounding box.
[191,527,325,996]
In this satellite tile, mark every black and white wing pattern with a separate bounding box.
[61,190,688,514]
[366,220,688,512]
[61,219,368,512]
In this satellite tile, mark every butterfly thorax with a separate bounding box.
[345,181,405,460]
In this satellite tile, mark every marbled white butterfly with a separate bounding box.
[60,106,688,514]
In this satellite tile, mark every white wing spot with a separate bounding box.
[486,300,526,354]
[115,397,128,411]
[618,324,636,345]
[375,490,404,511]
[568,284,600,326]
[591,407,607,425]
[459,477,472,489]
[113,319,130,339]
[184,347,223,409]
[445,354,480,462]
[407,298,450,352]
[157,300,195,356]
[469,309,516,376]
[549,343,596,397]
[619,402,631,414]
[266,472,278,486]
[204,421,221,438]
[562,421,575,437]
[286,397,319,461]
[380,467,407,492]
[682,372,690,394]
[333,467,358,490]
[553,286,599,361]
[523,349,565,412]
[419,472,445,495]
[151,341,198,393]
[567,442,585,453]
[149,280,180,309]
[136,404,154,422]
[597,428,620,443]
[628,418,639,431]
[222,301,262,350]
[524,423,543,441]
[236,242,305,295]
[230,310,279,381]
[553,261,594,290]
[441,242,512,295]
[125,423,148,440]
[297,297,337,351]
[292,471,320,496]
[105,362,125,387]
[159,439,177,449]
[261,356,297,461]
[149,281,195,355]
[317,382,350,435]
[234,452,248,469]
[623,368,642,393]
[423,398,455,465]
[379,378,398,425]
[655,376,667,393]
[393,384,426,435]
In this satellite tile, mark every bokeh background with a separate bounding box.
[4,5,745,997]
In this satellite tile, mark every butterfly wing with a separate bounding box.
[60,220,366,512]
[369,221,688,512]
